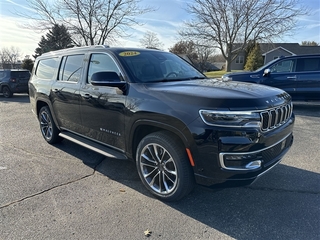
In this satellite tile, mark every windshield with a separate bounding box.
[116,50,206,83]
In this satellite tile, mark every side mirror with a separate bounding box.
[263,69,271,77]
[90,71,126,89]
[91,71,120,83]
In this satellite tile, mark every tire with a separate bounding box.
[2,86,13,98]
[136,131,195,201]
[38,106,62,144]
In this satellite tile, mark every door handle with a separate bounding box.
[287,76,296,79]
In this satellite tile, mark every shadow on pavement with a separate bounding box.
[54,139,320,240]
[0,94,30,103]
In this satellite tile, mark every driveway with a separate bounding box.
[0,95,319,239]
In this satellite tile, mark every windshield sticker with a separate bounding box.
[119,51,140,57]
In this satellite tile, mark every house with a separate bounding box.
[230,43,320,70]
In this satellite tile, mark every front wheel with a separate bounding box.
[39,106,62,144]
[136,131,195,201]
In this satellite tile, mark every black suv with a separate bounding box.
[222,54,320,101]
[0,69,30,98]
[29,46,294,201]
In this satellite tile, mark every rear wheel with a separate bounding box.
[2,86,13,98]
[136,131,195,201]
[39,106,62,144]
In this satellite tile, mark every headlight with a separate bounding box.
[199,110,261,128]
[222,75,232,81]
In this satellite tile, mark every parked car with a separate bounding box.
[222,54,320,101]
[0,69,30,98]
[29,45,294,201]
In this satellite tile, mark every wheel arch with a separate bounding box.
[128,117,193,162]
[0,84,6,92]
[35,98,61,130]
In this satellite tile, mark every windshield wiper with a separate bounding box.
[154,78,186,82]
[151,76,206,83]
[188,76,207,80]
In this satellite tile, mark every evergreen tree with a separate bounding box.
[244,40,256,66]
[21,58,34,72]
[244,43,264,71]
[33,24,73,58]
[301,41,319,46]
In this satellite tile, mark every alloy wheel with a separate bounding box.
[40,110,53,140]
[139,143,178,195]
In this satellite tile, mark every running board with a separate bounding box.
[59,132,128,160]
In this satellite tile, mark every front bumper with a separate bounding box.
[189,114,295,188]
[219,132,292,171]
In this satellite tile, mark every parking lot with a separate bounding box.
[0,94,319,240]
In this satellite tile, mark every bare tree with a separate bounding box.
[0,47,22,69]
[20,0,154,46]
[139,31,164,49]
[169,40,198,61]
[180,0,308,71]
[193,42,215,72]
[169,40,214,72]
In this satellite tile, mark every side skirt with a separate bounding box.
[59,131,128,160]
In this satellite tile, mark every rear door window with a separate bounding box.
[58,54,84,82]
[296,58,320,72]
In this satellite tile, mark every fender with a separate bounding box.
[126,113,195,160]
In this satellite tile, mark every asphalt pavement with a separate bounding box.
[0,94,319,240]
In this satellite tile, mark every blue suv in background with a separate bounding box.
[222,54,320,101]
[0,69,30,98]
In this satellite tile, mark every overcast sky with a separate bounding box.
[0,0,319,59]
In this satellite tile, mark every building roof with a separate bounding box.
[232,43,320,55]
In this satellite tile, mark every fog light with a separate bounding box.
[223,153,261,170]
[245,160,261,169]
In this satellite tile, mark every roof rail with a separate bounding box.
[40,45,111,57]
[71,45,110,50]
[94,45,110,49]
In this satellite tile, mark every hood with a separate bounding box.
[143,79,291,110]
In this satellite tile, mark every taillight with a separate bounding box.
[10,78,16,83]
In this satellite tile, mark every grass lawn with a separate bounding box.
[204,70,244,79]
[204,71,227,78]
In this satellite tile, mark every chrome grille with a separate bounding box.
[260,102,293,131]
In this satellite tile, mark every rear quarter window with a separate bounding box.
[35,58,60,80]
[11,71,30,78]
